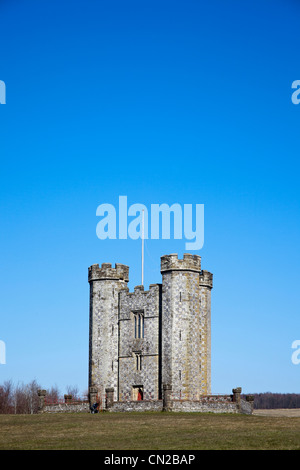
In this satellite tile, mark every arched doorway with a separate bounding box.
[132,385,144,401]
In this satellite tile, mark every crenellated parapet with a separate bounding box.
[160,253,201,273]
[121,283,161,297]
[199,270,213,289]
[88,263,129,283]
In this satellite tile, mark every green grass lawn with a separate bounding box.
[0,412,299,450]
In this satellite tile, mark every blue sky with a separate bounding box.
[0,0,300,395]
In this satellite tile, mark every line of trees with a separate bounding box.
[248,393,300,409]
[0,380,85,414]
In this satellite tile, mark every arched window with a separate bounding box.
[134,352,142,371]
[133,312,144,339]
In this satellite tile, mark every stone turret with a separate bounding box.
[88,262,129,404]
[161,253,210,399]
[199,270,213,289]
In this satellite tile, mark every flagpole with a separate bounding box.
[141,209,144,286]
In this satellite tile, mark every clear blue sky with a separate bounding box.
[0,0,300,395]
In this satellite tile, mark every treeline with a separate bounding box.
[250,393,300,409]
[0,380,84,414]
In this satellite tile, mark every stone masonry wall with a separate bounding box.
[171,397,238,413]
[109,400,163,412]
[118,284,161,401]
[42,403,90,413]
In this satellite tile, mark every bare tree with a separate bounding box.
[26,380,40,414]
[0,380,13,414]
[12,380,41,414]
[66,385,79,400]
[13,382,27,414]
[46,385,61,404]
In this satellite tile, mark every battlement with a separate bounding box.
[199,270,213,289]
[88,263,129,282]
[120,283,161,297]
[160,253,201,273]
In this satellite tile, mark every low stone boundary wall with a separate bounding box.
[171,396,238,414]
[109,400,163,412]
[37,390,90,414]
[37,386,254,415]
[105,386,254,415]
[108,398,238,414]
[43,402,90,413]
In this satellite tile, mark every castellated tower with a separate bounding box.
[88,253,213,405]
[161,254,213,399]
[88,263,129,404]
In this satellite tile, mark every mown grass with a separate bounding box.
[0,412,299,450]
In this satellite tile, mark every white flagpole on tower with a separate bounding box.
[141,209,144,286]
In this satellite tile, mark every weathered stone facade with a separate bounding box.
[37,256,254,415]
[88,253,213,407]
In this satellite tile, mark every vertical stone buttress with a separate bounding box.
[199,270,213,395]
[88,263,129,404]
[161,254,213,399]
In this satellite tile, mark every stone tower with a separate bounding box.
[88,262,129,404]
[161,253,213,399]
[88,253,213,405]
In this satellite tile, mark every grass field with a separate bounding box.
[0,411,300,450]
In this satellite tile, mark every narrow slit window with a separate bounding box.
[134,353,142,371]
[134,312,144,339]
